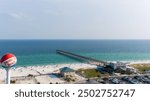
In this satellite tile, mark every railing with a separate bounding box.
[56,50,107,66]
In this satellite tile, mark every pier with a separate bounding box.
[56,50,107,66]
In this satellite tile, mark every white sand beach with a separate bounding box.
[1,61,150,84]
[0,63,97,84]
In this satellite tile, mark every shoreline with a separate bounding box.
[0,63,96,84]
[0,61,150,84]
[16,60,150,67]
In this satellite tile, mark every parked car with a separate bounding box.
[130,79,139,84]
[145,75,150,79]
[121,76,129,81]
[111,78,120,84]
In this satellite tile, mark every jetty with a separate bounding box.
[56,50,107,66]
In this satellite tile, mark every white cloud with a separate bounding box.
[10,12,30,20]
[44,9,80,16]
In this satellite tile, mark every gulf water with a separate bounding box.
[0,40,150,66]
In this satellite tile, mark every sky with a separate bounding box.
[0,0,150,39]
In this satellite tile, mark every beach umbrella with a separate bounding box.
[0,53,17,84]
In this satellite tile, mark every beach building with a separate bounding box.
[109,62,137,74]
[97,65,115,74]
[116,62,127,68]
[60,67,75,77]
[126,67,137,74]
[96,62,128,74]
[109,62,127,72]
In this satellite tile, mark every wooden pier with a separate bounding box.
[56,50,107,66]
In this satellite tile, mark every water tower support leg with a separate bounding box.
[6,68,10,84]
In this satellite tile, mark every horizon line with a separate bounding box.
[0,39,150,40]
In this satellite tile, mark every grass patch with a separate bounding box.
[77,68,101,78]
[130,64,150,72]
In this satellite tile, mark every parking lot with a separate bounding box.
[97,75,150,84]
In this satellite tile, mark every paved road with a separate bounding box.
[105,73,150,78]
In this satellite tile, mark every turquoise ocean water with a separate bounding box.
[0,40,150,66]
